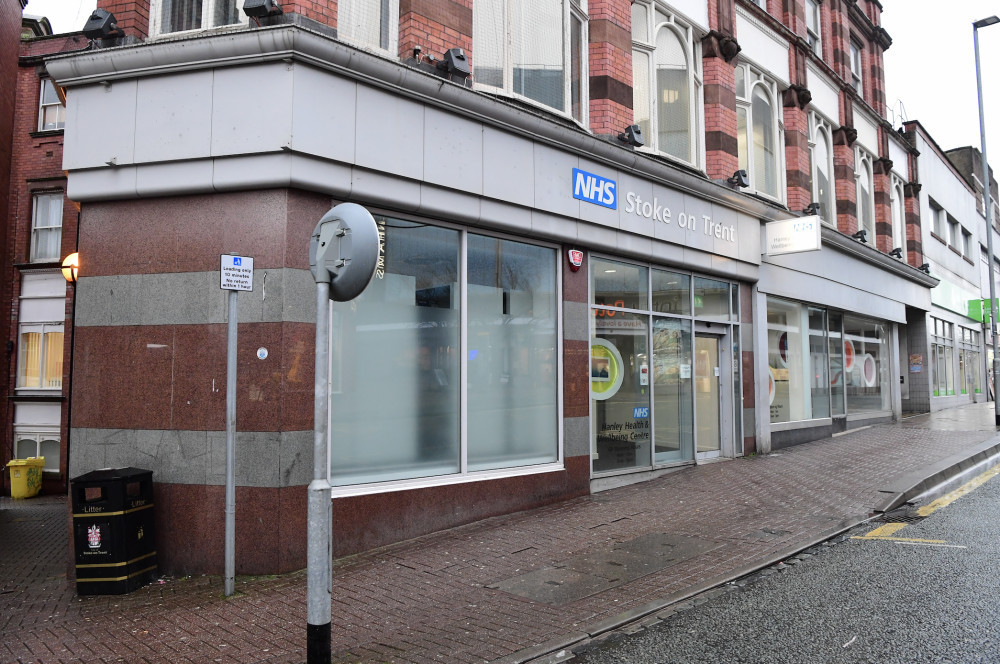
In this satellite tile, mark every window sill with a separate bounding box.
[930,231,946,244]
[29,129,64,139]
[11,392,65,401]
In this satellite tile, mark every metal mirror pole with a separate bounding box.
[308,281,332,663]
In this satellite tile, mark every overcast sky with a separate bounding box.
[20,0,1000,171]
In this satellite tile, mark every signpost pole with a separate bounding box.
[224,286,237,597]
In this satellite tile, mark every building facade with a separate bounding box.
[43,0,940,575]
[1,14,85,497]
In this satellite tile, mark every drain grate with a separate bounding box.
[873,508,926,524]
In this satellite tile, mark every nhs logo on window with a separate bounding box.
[573,168,617,209]
[633,407,649,419]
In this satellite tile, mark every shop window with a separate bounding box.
[844,314,889,412]
[855,149,875,241]
[474,0,587,124]
[328,218,559,489]
[631,3,702,167]
[591,259,737,471]
[766,298,830,423]
[30,193,63,263]
[151,0,244,36]
[38,79,65,132]
[809,113,835,225]
[14,433,59,472]
[736,64,783,201]
[958,327,981,394]
[338,0,399,54]
[805,0,821,57]
[828,311,845,416]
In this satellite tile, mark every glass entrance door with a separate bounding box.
[695,333,721,457]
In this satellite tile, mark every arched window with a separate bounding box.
[631,3,702,167]
[856,149,875,239]
[735,63,783,201]
[889,174,906,253]
[809,114,835,224]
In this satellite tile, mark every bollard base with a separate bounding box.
[307,622,331,663]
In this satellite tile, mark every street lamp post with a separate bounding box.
[974,15,1000,425]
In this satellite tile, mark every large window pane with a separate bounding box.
[592,258,648,310]
[467,236,558,471]
[43,331,63,388]
[652,269,690,315]
[693,276,729,321]
[592,311,651,472]
[330,220,461,485]
[767,299,804,423]
[632,50,651,145]
[18,331,42,388]
[808,307,829,418]
[844,315,889,413]
[652,317,692,462]
[829,312,845,415]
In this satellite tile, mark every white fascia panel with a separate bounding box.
[735,9,790,86]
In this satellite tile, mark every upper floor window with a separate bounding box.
[736,64,783,201]
[631,2,702,167]
[930,199,946,238]
[474,0,587,124]
[38,80,65,132]
[889,174,906,252]
[849,37,863,96]
[152,0,244,36]
[855,149,874,240]
[805,0,821,57]
[339,0,399,54]
[30,193,62,263]
[16,273,66,393]
[809,113,835,224]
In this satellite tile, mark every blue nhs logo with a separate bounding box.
[572,168,617,209]
[633,407,649,418]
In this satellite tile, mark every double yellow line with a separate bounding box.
[853,464,1000,544]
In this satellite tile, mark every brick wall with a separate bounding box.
[588,0,631,138]
[97,0,149,38]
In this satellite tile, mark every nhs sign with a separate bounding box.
[572,168,617,209]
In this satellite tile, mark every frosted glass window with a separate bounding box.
[329,220,461,485]
[655,27,690,161]
[633,50,651,143]
[339,0,399,52]
[812,121,834,224]
[467,236,558,471]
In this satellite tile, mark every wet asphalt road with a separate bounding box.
[571,465,1000,664]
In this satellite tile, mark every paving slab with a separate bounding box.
[2,403,1000,663]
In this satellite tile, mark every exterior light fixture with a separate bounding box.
[727,169,749,188]
[437,48,470,79]
[243,0,283,17]
[919,263,931,274]
[618,124,644,147]
[61,252,79,283]
[889,247,903,258]
[851,229,868,243]
[803,203,820,216]
[82,9,124,40]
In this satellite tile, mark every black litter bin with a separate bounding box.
[71,467,157,595]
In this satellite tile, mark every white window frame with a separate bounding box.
[149,0,248,38]
[30,192,63,263]
[17,322,64,391]
[850,37,864,97]
[809,112,835,225]
[631,2,703,168]
[13,428,60,473]
[37,79,65,132]
[473,0,588,126]
[889,174,906,251]
[855,148,875,240]
[805,0,821,57]
[736,63,785,203]
[338,0,400,55]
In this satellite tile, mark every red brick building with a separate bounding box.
[42,0,940,576]
[1,14,88,496]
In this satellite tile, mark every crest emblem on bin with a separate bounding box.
[87,524,102,549]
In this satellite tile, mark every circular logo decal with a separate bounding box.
[591,339,624,401]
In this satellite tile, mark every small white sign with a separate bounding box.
[221,255,254,291]
[764,216,822,256]
[257,347,268,360]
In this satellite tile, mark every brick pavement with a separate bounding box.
[3,403,1000,664]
